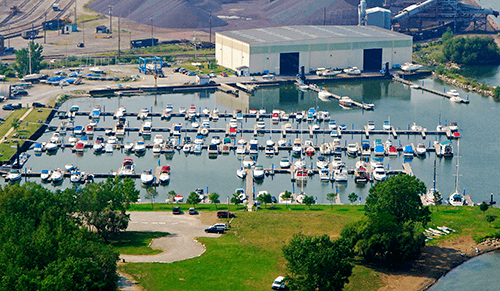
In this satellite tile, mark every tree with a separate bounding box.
[441,27,454,44]
[257,193,272,209]
[231,190,243,206]
[303,195,315,210]
[144,187,158,210]
[342,174,431,263]
[187,192,202,209]
[209,192,220,209]
[348,192,358,204]
[75,176,139,242]
[480,201,489,215]
[168,190,176,204]
[486,215,497,225]
[13,41,45,77]
[283,234,354,291]
[282,191,292,208]
[442,35,500,65]
[0,183,119,290]
[11,118,19,132]
[433,191,443,212]
[326,193,337,209]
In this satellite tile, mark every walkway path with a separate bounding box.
[0,107,33,144]
[120,211,220,263]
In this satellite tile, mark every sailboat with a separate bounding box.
[425,157,439,205]
[448,140,464,206]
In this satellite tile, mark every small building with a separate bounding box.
[216,25,412,75]
[96,25,109,34]
[366,7,392,30]
[62,24,77,34]
[196,75,210,85]
[236,66,250,77]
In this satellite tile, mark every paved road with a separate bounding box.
[120,211,220,263]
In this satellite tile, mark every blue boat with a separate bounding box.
[403,145,414,158]
[374,144,385,156]
[74,125,83,135]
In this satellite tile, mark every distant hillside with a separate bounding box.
[88,0,357,30]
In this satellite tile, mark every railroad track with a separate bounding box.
[0,0,33,26]
[0,0,75,39]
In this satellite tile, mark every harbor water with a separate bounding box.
[428,251,500,291]
[9,77,500,204]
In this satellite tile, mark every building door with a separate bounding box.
[363,49,382,72]
[280,52,299,75]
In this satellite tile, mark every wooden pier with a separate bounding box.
[392,76,470,104]
[304,83,375,110]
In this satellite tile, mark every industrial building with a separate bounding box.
[216,25,412,75]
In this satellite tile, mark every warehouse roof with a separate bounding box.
[218,25,411,45]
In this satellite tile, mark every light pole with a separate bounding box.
[193,37,197,60]
[150,17,153,49]
[108,5,113,33]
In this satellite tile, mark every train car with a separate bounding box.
[130,38,158,48]
[21,30,39,39]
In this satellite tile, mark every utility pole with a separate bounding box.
[74,0,77,26]
[83,21,85,45]
[118,16,121,58]
[209,12,212,43]
[150,17,153,49]
[324,7,326,25]
[108,5,113,33]
[44,13,46,44]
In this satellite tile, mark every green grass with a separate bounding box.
[119,205,500,291]
[178,63,231,75]
[109,231,169,255]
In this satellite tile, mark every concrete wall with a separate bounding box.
[216,33,412,75]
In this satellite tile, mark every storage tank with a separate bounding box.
[366,7,392,30]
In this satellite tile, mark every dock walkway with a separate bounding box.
[392,76,470,104]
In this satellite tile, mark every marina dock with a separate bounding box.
[304,83,375,110]
[392,76,470,104]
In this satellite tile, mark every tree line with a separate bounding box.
[441,28,500,65]
[0,177,139,290]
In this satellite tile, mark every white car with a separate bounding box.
[272,276,286,290]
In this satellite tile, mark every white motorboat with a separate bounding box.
[211,136,221,145]
[104,143,114,153]
[294,158,306,169]
[153,143,163,154]
[138,108,149,119]
[50,169,63,183]
[383,120,391,130]
[448,89,459,97]
[347,143,359,157]
[416,143,426,156]
[296,193,306,203]
[191,121,200,128]
[202,119,210,128]
[183,143,192,153]
[437,141,453,157]
[344,67,361,75]
[174,194,184,203]
[45,141,58,152]
[90,105,101,120]
[339,96,353,107]
[243,156,256,168]
[159,165,170,183]
[236,167,247,179]
[70,170,82,183]
[188,105,196,118]
[6,169,21,182]
[319,168,330,181]
[229,118,238,128]
[93,140,103,153]
[107,136,117,145]
[134,139,146,154]
[278,138,287,147]
[292,138,302,156]
[40,170,52,181]
[124,142,134,153]
[165,104,173,113]
[328,120,337,130]
[179,106,186,114]
[153,134,164,145]
[236,144,246,155]
[65,163,75,171]
[280,156,291,168]
[256,120,266,129]
[322,69,342,77]
[200,128,209,136]
[114,106,127,119]
[367,120,375,130]
[202,107,210,115]
[141,170,154,185]
[316,156,329,169]
[450,96,461,103]
[118,159,135,176]
[373,168,386,181]
[140,121,152,136]
[253,165,265,180]
[400,62,423,72]
[333,166,348,182]
[354,160,369,183]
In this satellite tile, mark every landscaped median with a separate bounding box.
[118,204,500,291]
[0,108,53,162]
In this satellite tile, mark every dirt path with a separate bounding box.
[120,211,221,263]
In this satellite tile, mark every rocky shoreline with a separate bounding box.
[433,72,496,98]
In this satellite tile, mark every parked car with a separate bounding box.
[32,102,45,108]
[217,210,235,218]
[271,276,286,290]
[3,103,21,110]
[220,72,228,77]
[12,90,28,97]
[77,42,84,48]
[188,72,197,76]
[204,225,225,234]
[188,207,198,215]
[173,67,181,73]
[172,206,181,215]
[212,223,227,230]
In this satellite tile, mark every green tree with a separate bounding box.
[486,215,497,225]
[168,190,176,204]
[282,191,292,208]
[231,190,243,206]
[209,192,220,209]
[303,195,315,210]
[0,183,119,290]
[13,41,45,77]
[433,191,443,212]
[348,192,358,204]
[187,192,202,209]
[75,176,139,242]
[326,193,337,209]
[441,27,454,44]
[11,118,19,132]
[257,193,272,209]
[480,201,489,215]
[343,174,431,263]
[282,233,354,291]
[442,36,500,65]
[144,187,157,210]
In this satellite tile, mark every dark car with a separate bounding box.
[32,102,45,108]
[173,67,181,73]
[188,207,198,215]
[217,210,235,219]
[77,42,85,48]
[204,226,225,234]
[2,104,14,110]
[172,206,181,215]
[12,90,28,97]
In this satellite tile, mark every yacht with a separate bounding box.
[367,120,375,130]
[344,67,361,75]
[134,139,146,154]
[416,143,426,156]
[319,168,330,181]
[114,121,125,137]
[153,134,164,145]
[50,169,63,183]
[140,121,152,136]
[243,156,256,168]
[137,108,149,119]
[280,156,291,169]
[118,159,135,176]
[90,105,101,120]
[6,169,21,182]
[159,165,170,184]
[373,168,386,181]
[316,156,329,169]
[437,141,453,157]
[292,138,302,156]
[40,170,52,182]
[449,140,464,206]
[354,160,368,183]
[114,106,126,120]
[236,167,247,179]
[347,143,359,157]
[333,166,348,182]
[401,62,423,72]
[141,170,154,185]
[253,165,265,180]
[70,169,82,183]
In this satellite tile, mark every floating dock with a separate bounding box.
[392,76,470,104]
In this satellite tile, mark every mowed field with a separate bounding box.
[119,204,500,291]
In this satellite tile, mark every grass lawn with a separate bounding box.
[119,204,500,290]
[109,231,168,255]
[178,62,232,75]
[0,108,52,161]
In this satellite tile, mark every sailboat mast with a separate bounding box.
[454,140,460,192]
[433,156,436,191]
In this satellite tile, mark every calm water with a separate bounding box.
[7,77,500,204]
[428,251,500,291]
